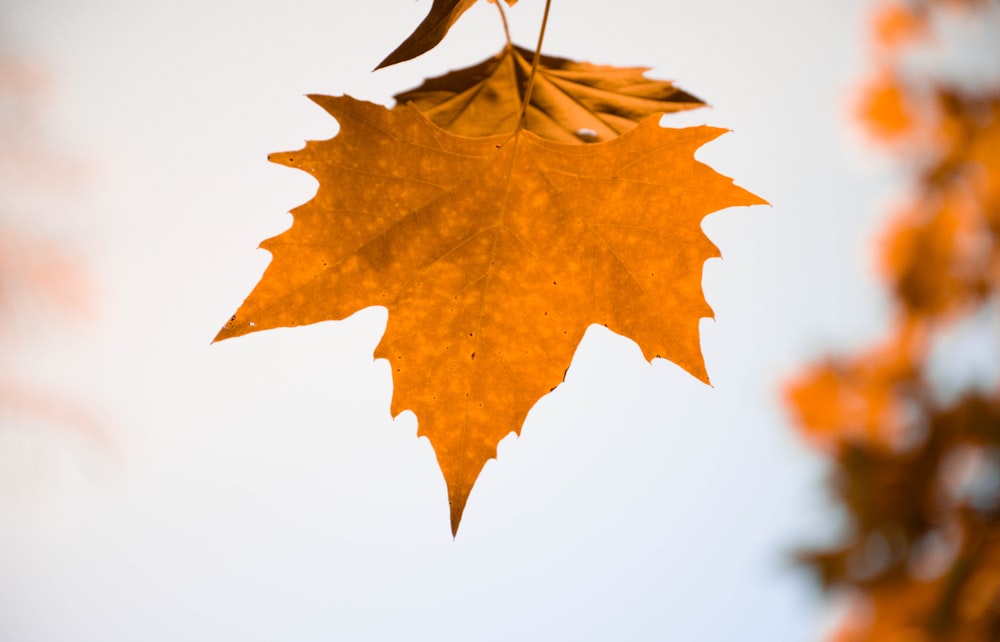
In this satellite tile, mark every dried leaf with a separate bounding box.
[395,45,705,143]
[216,96,763,534]
[377,0,516,70]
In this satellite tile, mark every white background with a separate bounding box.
[0,1,892,640]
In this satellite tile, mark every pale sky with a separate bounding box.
[0,1,889,640]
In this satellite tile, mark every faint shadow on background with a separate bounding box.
[0,49,113,496]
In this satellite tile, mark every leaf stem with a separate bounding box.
[516,0,552,131]
[494,1,513,50]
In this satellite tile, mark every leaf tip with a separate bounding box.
[213,311,262,343]
[374,0,478,71]
[213,314,238,342]
[442,457,492,538]
[373,54,396,72]
[449,494,468,538]
[738,188,771,208]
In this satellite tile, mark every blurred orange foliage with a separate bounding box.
[0,52,104,455]
[858,70,918,142]
[786,321,923,449]
[787,1,1000,639]
[872,1,926,49]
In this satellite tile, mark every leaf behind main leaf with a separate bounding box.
[394,45,706,143]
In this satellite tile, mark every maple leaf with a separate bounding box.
[216,95,764,534]
[377,0,518,70]
[394,45,705,143]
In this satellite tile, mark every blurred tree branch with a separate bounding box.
[786,1,1000,639]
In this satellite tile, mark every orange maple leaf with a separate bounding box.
[216,95,764,534]
[394,45,704,143]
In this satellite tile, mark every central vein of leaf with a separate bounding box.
[476,133,522,343]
